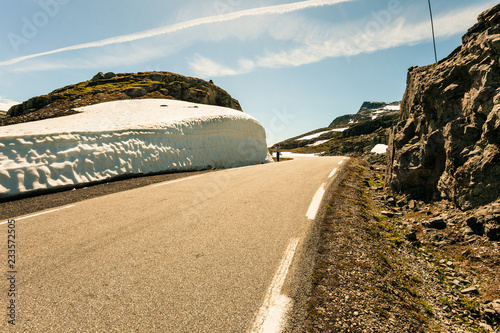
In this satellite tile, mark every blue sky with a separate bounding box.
[0,0,497,144]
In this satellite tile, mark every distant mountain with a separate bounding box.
[2,71,241,126]
[274,101,400,157]
[329,101,400,128]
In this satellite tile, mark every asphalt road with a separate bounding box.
[1,156,346,332]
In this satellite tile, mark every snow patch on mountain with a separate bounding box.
[383,105,401,111]
[371,144,388,154]
[297,128,347,141]
[307,139,330,147]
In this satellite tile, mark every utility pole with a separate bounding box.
[428,0,438,63]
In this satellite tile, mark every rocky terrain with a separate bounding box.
[1,71,241,126]
[273,101,400,155]
[329,101,400,128]
[301,158,499,333]
[328,113,398,157]
[386,4,500,211]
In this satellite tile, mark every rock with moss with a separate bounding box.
[4,71,241,126]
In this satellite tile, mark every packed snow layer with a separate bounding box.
[371,144,388,154]
[370,104,401,120]
[0,99,272,198]
[274,152,321,158]
[296,128,347,141]
[383,105,400,111]
[332,128,348,132]
[307,139,330,147]
[371,110,387,120]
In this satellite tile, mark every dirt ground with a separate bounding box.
[301,158,499,333]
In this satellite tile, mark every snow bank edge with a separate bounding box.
[0,107,272,199]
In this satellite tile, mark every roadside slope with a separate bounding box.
[301,159,499,333]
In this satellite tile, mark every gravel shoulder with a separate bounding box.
[300,158,499,333]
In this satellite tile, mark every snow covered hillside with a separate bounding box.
[0,99,272,199]
[296,128,348,141]
[273,101,400,157]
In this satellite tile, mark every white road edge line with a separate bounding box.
[328,168,338,179]
[152,174,204,187]
[250,238,300,333]
[338,160,344,165]
[0,205,76,225]
[306,183,326,220]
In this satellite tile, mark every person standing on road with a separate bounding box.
[276,145,281,162]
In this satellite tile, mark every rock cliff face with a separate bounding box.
[3,71,241,126]
[387,4,500,210]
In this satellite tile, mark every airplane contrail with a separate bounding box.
[1,0,354,66]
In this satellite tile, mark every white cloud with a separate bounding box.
[3,0,494,75]
[189,1,494,77]
[190,55,256,77]
[10,43,169,73]
[0,0,354,67]
[0,97,19,111]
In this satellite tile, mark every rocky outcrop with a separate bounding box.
[273,101,400,157]
[329,101,400,128]
[387,4,500,210]
[342,114,398,138]
[3,71,241,126]
[325,114,397,156]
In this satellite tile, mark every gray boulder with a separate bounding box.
[124,88,147,98]
[422,217,447,230]
[387,4,500,210]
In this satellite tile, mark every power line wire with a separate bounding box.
[427,0,438,63]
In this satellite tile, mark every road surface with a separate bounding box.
[1,156,347,332]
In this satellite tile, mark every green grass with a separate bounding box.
[373,307,390,319]
[419,300,434,315]
[372,213,388,222]
[438,297,453,307]
[410,276,423,284]
[168,80,186,86]
[54,77,169,99]
[388,232,403,248]
[458,295,480,313]
[188,87,206,93]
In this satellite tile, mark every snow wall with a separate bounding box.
[0,99,273,199]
